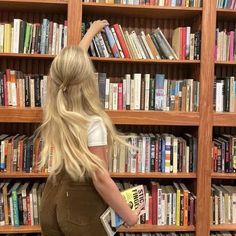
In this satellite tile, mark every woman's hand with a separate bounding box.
[79,20,109,51]
[89,20,109,35]
[124,203,145,227]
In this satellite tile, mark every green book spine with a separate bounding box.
[23,23,31,54]
[12,190,19,226]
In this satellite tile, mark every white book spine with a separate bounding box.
[9,197,14,226]
[172,138,178,173]
[11,72,17,106]
[130,32,142,59]
[172,193,176,225]
[63,24,68,48]
[112,83,118,110]
[157,188,162,225]
[105,78,110,109]
[109,83,113,110]
[131,31,146,59]
[0,141,5,170]
[232,194,236,223]
[145,192,149,221]
[230,76,235,112]
[186,146,190,173]
[58,24,63,52]
[52,23,58,55]
[29,193,34,225]
[190,33,195,60]
[144,74,150,111]
[13,19,21,53]
[126,31,138,59]
[122,78,126,110]
[30,78,35,107]
[141,136,146,173]
[126,74,131,109]
[130,79,135,110]
[141,31,154,59]
[134,73,141,110]
[11,28,14,53]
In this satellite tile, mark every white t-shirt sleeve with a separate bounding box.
[87,117,107,147]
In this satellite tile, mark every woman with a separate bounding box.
[39,20,142,236]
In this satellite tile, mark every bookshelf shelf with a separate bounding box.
[0,172,197,179]
[111,173,197,178]
[91,57,201,64]
[210,224,236,231]
[0,225,41,234]
[118,225,195,232]
[107,111,199,125]
[211,173,236,179]
[0,53,55,59]
[213,113,236,127]
[0,108,199,125]
[0,107,42,123]
[82,3,202,19]
[0,0,67,13]
[217,9,236,20]
[215,61,236,65]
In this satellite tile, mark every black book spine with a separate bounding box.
[101,31,113,57]
[151,34,165,59]
[34,75,41,107]
[0,72,4,106]
[149,78,155,110]
[24,76,30,107]
[19,21,26,53]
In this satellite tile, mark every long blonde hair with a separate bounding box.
[38,46,124,180]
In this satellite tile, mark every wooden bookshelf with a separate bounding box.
[0,225,41,234]
[111,173,197,179]
[118,225,195,233]
[0,172,197,179]
[0,53,55,59]
[215,61,236,65]
[213,112,236,127]
[0,108,199,125]
[82,2,202,19]
[210,224,236,231]
[91,57,201,64]
[211,173,236,179]
[0,0,234,236]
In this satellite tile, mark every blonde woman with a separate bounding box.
[39,20,142,236]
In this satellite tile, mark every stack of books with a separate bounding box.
[0,18,67,55]
[217,0,236,9]
[110,133,197,174]
[82,23,201,60]
[97,73,199,112]
[0,181,45,227]
[83,0,202,7]
[0,70,47,108]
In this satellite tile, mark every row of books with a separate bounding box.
[0,181,45,226]
[0,70,47,107]
[83,0,202,7]
[211,233,236,236]
[118,234,195,236]
[211,184,236,225]
[97,73,199,112]
[217,0,236,9]
[215,29,236,62]
[146,182,195,226]
[212,135,236,173]
[82,22,201,60]
[0,134,43,173]
[0,18,67,55]
[110,133,197,174]
[214,77,236,112]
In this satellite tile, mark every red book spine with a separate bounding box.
[149,0,155,5]
[148,196,153,224]
[182,27,187,60]
[113,24,130,58]
[26,195,31,225]
[3,74,8,106]
[18,141,23,172]
[151,182,157,225]
[118,82,123,110]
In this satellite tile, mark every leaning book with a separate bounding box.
[100,185,146,235]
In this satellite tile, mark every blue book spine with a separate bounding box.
[161,137,165,172]
[155,74,165,111]
[104,26,119,58]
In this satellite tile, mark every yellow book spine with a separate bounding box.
[176,189,180,226]
[4,24,12,53]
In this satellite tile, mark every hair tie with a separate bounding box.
[59,84,67,93]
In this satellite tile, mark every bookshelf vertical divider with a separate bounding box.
[196,1,216,236]
[1,0,235,235]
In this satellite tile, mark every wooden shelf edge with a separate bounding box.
[0,108,199,125]
[210,224,236,231]
[107,111,200,125]
[118,225,195,232]
[82,2,202,11]
[213,112,236,127]
[215,61,236,65]
[0,53,55,59]
[0,172,197,178]
[0,0,67,4]
[216,8,236,13]
[211,173,236,179]
[111,173,197,178]
[91,57,200,64]
[0,107,42,123]
[0,225,41,234]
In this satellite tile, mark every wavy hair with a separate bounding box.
[37,46,125,180]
